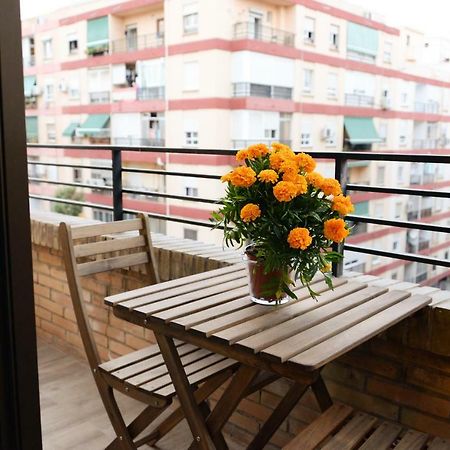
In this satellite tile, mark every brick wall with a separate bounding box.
[31,213,450,449]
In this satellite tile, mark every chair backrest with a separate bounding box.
[59,213,160,369]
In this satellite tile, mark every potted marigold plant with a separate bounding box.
[212,142,353,304]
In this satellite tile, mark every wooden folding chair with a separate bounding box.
[59,214,239,449]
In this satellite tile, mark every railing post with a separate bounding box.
[112,148,123,221]
[332,156,348,277]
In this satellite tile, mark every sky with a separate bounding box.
[20,0,450,40]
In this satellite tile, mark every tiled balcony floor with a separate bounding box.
[38,339,244,450]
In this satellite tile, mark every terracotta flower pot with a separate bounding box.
[244,248,290,305]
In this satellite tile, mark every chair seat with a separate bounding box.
[99,341,238,402]
[283,403,450,450]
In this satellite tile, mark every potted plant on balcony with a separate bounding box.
[212,143,353,304]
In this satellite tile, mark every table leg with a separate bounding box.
[204,365,260,450]
[247,381,310,450]
[311,375,333,412]
[155,333,214,450]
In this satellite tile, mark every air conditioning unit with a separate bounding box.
[381,96,391,110]
[320,127,333,141]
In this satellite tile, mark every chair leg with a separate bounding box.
[97,381,138,450]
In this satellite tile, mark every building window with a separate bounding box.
[42,38,53,60]
[324,124,336,146]
[383,42,392,63]
[330,24,339,49]
[46,123,56,143]
[43,82,54,103]
[184,228,198,240]
[397,164,404,183]
[376,166,385,185]
[93,209,113,222]
[378,121,387,144]
[184,177,198,197]
[303,69,313,93]
[394,201,402,219]
[265,129,277,139]
[183,61,199,91]
[401,92,408,106]
[156,18,165,38]
[392,238,400,251]
[183,3,198,34]
[327,72,338,98]
[300,122,312,147]
[399,120,408,146]
[185,131,198,146]
[68,76,80,99]
[73,168,82,183]
[67,33,78,55]
[304,17,315,43]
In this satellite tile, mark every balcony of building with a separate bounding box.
[233,22,295,47]
[110,32,164,54]
[232,82,292,99]
[136,86,165,100]
[88,90,111,104]
[344,93,375,107]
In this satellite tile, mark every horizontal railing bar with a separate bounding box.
[29,178,113,191]
[27,160,112,171]
[122,188,219,204]
[347,184,450,198]
[122,167,221,180]
[123,208,221,229]
[347,215,449,233]
[26,144,450,163]
[344,244,450,268]
[29,194,114,211]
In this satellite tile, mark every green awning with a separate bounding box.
[87,16,109,48]
[77,114,110,137]
[353,201,369,216]
[63,122,79,137]
[24,75,36,97]
[347,22,378,56]
[344,117,381,144]
[25,116,38,141]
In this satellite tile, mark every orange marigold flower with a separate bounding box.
[332,195,354,216]
[220,171,233,183]
[273,181,298,202]
[324,218,349,243]
[235,149,248,162]
[306,172,324,189]
[271,142,291,153]
[321,178,342,196]
[320,263,332,273]
[293,174,308,195]
[258,169,278,184]
[240,203,261,222]
[247,143,269,159]
[229,166,256,188]
[296,153,316,173]
[287,227,312,250]
[269,152,285,171]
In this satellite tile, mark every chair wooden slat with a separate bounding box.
[283,403,353,450]
[74,235,146,258]
[395,430,429,450]
[427,437,450,450]
[320,411,378,450]
[264,289,408,362]
[358,421,403,450]
[71,218,143,239]
[100,343,163,372]
[291,294,431,370]
[105,263,244,306]
[77,251,149,276]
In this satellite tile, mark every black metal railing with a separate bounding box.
[233,22,295,47]
[27,144,450,280]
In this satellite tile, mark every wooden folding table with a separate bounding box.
[105,263,431,450]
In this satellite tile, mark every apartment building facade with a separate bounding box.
[23,0,450,288]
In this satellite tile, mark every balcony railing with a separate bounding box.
[414,101,440,114]
[89,91,111,104]
[233,82,292,99]
[27,144,450,279]
[344,93,375,107]
[113,137,165,147]
[233,22,295,47]
[136,86,165,100]
[110,32,164,53]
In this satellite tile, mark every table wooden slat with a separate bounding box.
[235,284,379,353]
[215,280,361,346]
[263,290,409,362]
[105,263,244,305]
[290,294,430,369]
